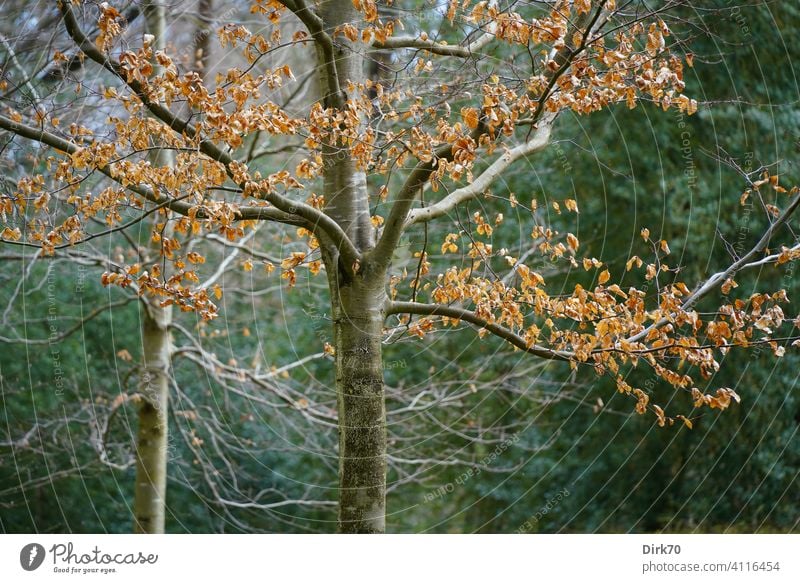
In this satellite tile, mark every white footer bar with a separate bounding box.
[1,534,797,582]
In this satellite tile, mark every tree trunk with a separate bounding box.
[315,0,373,251]
[332,277,387,533]
[133,304,172,533]
[195,0,213,81]
[133,0,173,534]
[311,0,387,533]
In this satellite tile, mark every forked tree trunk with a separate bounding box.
[133,304,172,533]
[331,277,387,533]
[133,0,173,534]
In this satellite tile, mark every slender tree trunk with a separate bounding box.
[133,0,173,534]
[311,0,387,533]
[133,304,172,533]
[331,277,387,533]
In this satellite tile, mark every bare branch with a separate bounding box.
[0,32,41,102]
[0,297,135,345]
[373,31,493,58]
[373,0,497,57]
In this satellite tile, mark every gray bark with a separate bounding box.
[133,304,172,533]
[330,274,387,533]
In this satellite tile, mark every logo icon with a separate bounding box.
[20,543,46,571]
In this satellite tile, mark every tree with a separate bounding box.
[2,0,799,533]
[132,0,174,534]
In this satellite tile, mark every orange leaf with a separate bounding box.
[461,107,480,129]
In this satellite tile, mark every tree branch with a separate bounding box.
[0,33,41,103]
[0,297,135,345]
[627,191,800,344]
[373,31,494,58]
[369,136,474,272]
[404,114,555,226]
[386,300,570,362]
[0,113,306,227]
[374,0,497,57]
